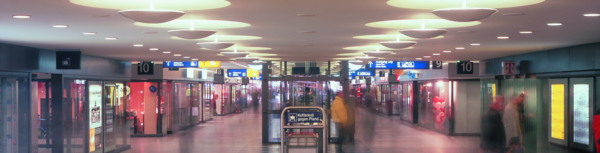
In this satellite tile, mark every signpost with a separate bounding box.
[137,61,154,75]
[457,61,474,74]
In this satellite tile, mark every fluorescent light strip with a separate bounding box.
[519,31,532,34]
[415,58,422,60]
[547,23,562,26]
[432,53,440,55]
[163,51,171,54]
[584,13,600,17]
[443,50,452,53]
[183,56,190,58]
[105,37,118,40]
[192,58,198,61]
[456,47,465,50]
[149,48,159,51]
[470,43,480,46]
[133,44,143,47]
[497,36,509,39]
[53,25,68,28]
[13,15,30,19]
[174,54,181,56]
[83,32,97,35]
[423,56,431,58]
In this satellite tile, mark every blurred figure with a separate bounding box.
[593,109,600,153]
[503,94,525,152]
[506,137,523,153]
[481,96,505,153]
[269,91,280,110]
[364,92,373,109]
[332,92,348,153]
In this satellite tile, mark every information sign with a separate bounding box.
[432,61,443,69]
[350,69,374,76]
[163,61,198,68]
[502,61,517,75]
[457,62,474,74]
[137,61,154,75]
[227,69,248,77]
[367,61,429,69]
[287,112,321,123]
[198,61,221,68]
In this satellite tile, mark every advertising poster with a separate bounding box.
[551,84,565,140]
[573,84,590,145]
[89,84,103,152]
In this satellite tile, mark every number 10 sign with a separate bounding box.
[457,61,474,74]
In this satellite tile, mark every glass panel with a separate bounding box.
[203,83,212,121]
[1,74,30,153]
[174,83,191,128]
[36,81,52,152]
[418,81,450,133]
[128,82,159,135]
[573,84,590,145]
[191,83,200,123]
[115,82,130,149]
[88,81,103,153]
[64,79,86,153]
[268,114,281,143]
[103,83,117,152]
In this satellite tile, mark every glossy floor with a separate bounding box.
[123,107,484,153]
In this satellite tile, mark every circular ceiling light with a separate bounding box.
[197,35,235,50]
[379,35,417,49]
[236,57,260,63]
[584,13,600,17]
[253,60,267,64]
[119,9,185,23]
[366,19,479,29]
[355,56,378,61]
[221,52,250,58]
[400,29,448,39]
[354,34,443,40]
[363,51,392,57]
[386,0,544,10]
[248,64,263,71]
[168,29,216,39]
[70,0,231,11]
[432,8,498,22]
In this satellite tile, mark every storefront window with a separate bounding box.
[0,73,30,153]
[88,81,103,153]
[174,83,191,128]
[418,81,450,132]
[203,83,213,121]
[128,82,159,135]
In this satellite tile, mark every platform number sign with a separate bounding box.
[137,62,154,75]
[432,61,443,69]
[457,61,474,74]
[216,69,224,76]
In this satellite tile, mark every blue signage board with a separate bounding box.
[163,61,199,68]
[350,69,375,77]
[227,69,247,77]
[367,61,429,69]
[287,112,321,123]
[252,74,262,80]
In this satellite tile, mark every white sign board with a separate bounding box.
[502,61,518,75]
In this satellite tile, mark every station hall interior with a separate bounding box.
[4,0,600,153]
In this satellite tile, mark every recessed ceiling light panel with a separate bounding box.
[191,58,198,61]
[497,36,509,39]
[547,23,562,26]
[423,56,431,58]
[443,50,452,53]
[149,48,159,51]
[105,37,118,40]
[183,56,190,58]
[163,51,171,54]
[519,31,532,34]
[83,32,97,35]
[53,25,68,28]
[456,47,465,50]
[133,44,143,47]
[584,13,600,17]
[471,43,480,46]
[13,15,30,19]
[432,53,440,55]
[174,54,181,56]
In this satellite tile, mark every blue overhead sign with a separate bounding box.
[251,74,262,80]
[163,61,198,68]
[368,61,430,69]
[350,69,375,77]
[227,69,247,77]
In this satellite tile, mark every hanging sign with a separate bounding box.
[137,61,155,75]
[198,61,221,68]
[457,61,474,74]
[350,69,374,76]
[502,61,517,75]
[247,69,260,77]
[163,61,198,68]
[432,61,443,69]
[393,69,404,75]
[227,69,248,77]
[368,61,430,69]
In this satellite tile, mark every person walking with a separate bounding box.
[332,92,348,153]
[480,96,505,153]
[503,94,525,152]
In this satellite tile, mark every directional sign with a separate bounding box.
[198,61,221,68]
[287,112,321,123]
[227,69,247,77]
[367,61,430,69]
[350,69,374,77]
[163,61,199,68]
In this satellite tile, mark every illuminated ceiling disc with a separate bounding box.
[379,41,417,49]
[366,19,479,29]
[349,60,367,65]
[248,64,263,71]
[355,57,378,61]
[221,52,249,58]
[386,0,544,10]
[222,47,272,51]
[171,35,262,41]
[168,29,216,39]
[400,29,448,39]
[119,9,184,23]
[432,8,498,22]
[344,45,411,51]
[70,0,231,11]
[135,19,250,29]
[354,34,443,40]
[363,51,392,57]
[236,57,260,63]
[197,42,235,50]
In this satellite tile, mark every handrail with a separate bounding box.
[281,106,327,153]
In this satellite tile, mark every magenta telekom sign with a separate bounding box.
[502,61,517,75]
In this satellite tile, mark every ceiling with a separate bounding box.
[2,0,600,64]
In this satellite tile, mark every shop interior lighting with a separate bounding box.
[13,15,30,19]
[118,2,184,23]
[431,0,498,22]
[197,35,235,50]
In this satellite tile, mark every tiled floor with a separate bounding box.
[123,107,482,153]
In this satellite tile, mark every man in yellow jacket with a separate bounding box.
[332,92,348,153]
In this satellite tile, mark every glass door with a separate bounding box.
[202,83,213,121]
[34,80,52,151]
